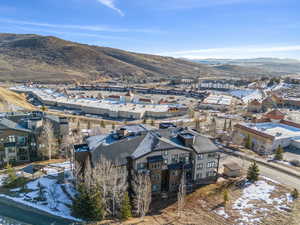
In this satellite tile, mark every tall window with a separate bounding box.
[197,154,204,160]
[197,163,203,170]
[8,136,16,143]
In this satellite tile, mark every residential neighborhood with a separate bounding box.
[0,0,299,224]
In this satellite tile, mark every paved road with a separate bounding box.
[220,153,300,189]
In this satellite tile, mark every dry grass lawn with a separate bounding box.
[0,87,36,111]
[89,178,299,225]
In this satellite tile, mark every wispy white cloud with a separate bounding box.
[97,0,124,16]
[159,45,300,59]
[0,18,161,34]
[138,0,263,10]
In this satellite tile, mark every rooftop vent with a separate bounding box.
[117,128,128,138]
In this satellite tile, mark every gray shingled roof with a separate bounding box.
[0,118,31,133]
[88,126,219,166]
[90,134,147,166]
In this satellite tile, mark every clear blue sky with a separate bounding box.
[1,0,300,59]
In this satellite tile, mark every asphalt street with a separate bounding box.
[220,153,300,189]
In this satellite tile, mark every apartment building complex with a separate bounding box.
[74,124,220,193]
[0,111,69,166]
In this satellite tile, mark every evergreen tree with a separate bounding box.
[40,105,47,112]
[150,120,155,126]
[76,119,81,130]
[291,188,299,199]
[4,164,17,186]
[245,134,252,149]
[274,145,284,161]
[100,120,106,128]
[210,117,217,136]
[121,192,132,220]
[72,185,104,221]
[247,161,260,182]
[223,189,229,206]
[223,119,227,132]
[112,123,115,130]
[87,120,92,130]
[195,119,200,131]
[142,118,147,124]
[228,119,232,132]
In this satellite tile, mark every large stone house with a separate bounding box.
[74,124,220,193]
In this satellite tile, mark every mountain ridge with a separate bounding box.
[0,33,286,83]
[189,58,300,74]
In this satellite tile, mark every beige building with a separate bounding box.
[11,86,188,120]
[223,162,243,177]
[199,94,234,111]
[233,110,300,155]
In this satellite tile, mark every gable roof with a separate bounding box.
[85,126,220,166]
[224,162,242,171]
[264,109,285,120]
[0,118,31,133]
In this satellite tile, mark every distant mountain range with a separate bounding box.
[190,58,300,75]
[0,33,292,83]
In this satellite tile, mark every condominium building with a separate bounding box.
[74,124,220,193]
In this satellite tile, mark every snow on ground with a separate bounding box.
[160,118,194,123]
[43,167,59,176]
[0,161,79,221]
[215,207,229,219]
[26,177,56,190]
[261,176,281,184]
[49,161,71,170]
[0,174,8,186]
[230,89,263,103]
[233,180,292,224]
[3,175,79,221]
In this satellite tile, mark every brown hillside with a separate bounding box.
[0,33,271,83]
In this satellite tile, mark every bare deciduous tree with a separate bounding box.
[47,183,60,209]
[131,172,151,218]
[177,174,186,218]
[80,156,128,218]
[60,134,73,159]
[38,121,58,160]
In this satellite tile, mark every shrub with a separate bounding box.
[4,177,29,189]
[291,189,299,199]
[223,189,229,206]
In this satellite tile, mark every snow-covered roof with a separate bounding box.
[230,89,264,103]
[11,86,185,114]
[202,94,233,106]
[242,122,300,140]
